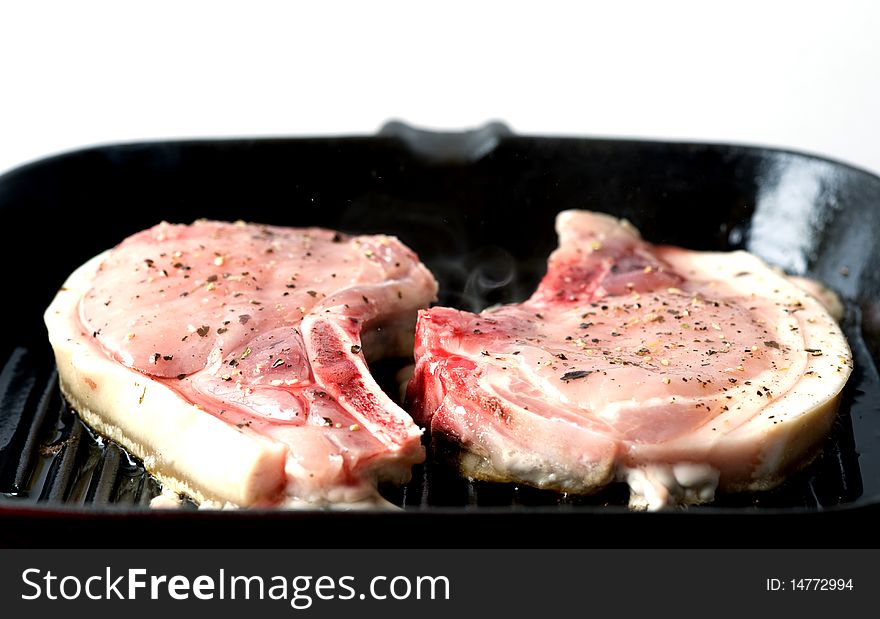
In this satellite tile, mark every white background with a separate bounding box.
[1,1,878,177]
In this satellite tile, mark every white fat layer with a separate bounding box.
[622,463,720,511]
[150,489,185,509]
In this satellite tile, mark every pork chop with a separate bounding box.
[45,220,438,507]
[407,210,852,509]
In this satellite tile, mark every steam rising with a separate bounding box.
[431,246,526,313]
[463,247,517,309]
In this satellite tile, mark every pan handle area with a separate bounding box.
[379,119,512,164]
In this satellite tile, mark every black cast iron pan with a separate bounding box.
[1,121,878,548]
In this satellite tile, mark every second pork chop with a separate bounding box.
[407,210,852,509]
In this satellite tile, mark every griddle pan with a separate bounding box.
[1,122,878,548]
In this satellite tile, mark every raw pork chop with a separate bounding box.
[45,220,438,507]
[407,210,852,509]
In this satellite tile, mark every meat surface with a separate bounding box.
[45,220,438,507]
[408,210,852,509]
